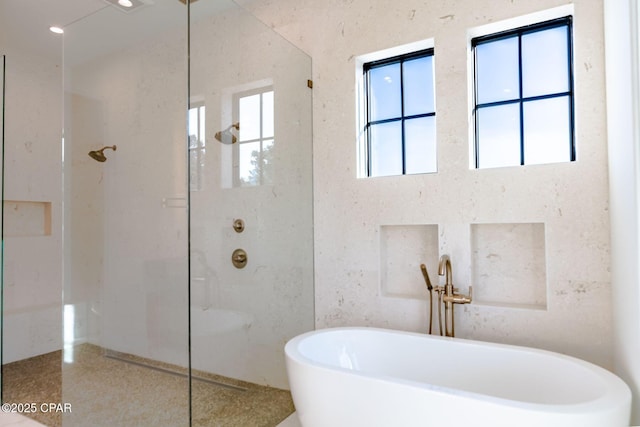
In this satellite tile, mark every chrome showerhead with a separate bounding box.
[88,145,117,162]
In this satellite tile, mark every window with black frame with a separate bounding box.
[363,49,436,177]
[472,17,575,169]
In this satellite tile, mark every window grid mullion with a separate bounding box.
[365,70,372,177]
[476,91,571,109]
[567,23,576,162]
[259,92,264,184]
[518,32,525,166]
[239,137,263,144]
[400,60,406,175]
[474,46,480,169]
[369,112,435,126]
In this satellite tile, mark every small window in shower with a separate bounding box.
[472,16,575,169]
[233,87,274,187]
[189,102,206,191]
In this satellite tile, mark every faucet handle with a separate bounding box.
[446,285,473,304]
[462,285,473,303]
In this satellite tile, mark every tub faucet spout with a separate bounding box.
[438,255,453,287]
[438,255,472,337]
[438,255,454,337]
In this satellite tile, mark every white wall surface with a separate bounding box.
[1,47,63,363]
[604,0,640,422]
[0,0,623,409]
[240,0,614,368]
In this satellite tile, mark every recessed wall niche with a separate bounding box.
[380,224,439,299]
[3,200,52,237]
[471,222,547,309]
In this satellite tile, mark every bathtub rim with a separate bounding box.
[285,326,632,417]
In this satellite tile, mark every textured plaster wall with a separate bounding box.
[239,0,613,368]
[1,47,63,362]
[604,0,640,421]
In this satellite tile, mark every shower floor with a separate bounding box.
[3,344,294,427]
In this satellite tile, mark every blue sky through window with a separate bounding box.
[365,49,436,177]
[474,17,573,168]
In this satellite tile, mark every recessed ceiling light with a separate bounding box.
[49,26,64,34]
[102,0,151,13]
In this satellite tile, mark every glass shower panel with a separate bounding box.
[189,1,314,425]
[1,26,65,425]
[0,55,3,396]
[62,2,190,425]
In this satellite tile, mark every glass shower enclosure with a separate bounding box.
[2,1,313,426]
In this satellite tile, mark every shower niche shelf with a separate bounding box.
[3,200,52,237]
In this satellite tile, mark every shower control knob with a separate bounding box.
[233,219,245,233]
[232,249,248,269]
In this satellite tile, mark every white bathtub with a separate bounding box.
[285,327,631,427]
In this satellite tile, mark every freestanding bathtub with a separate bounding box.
[285,327,631,427]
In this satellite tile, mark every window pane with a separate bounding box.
[476,37,519,104]
[477,104,521,168]
[405,116,436,174]
[239,94,260,141]
[261,139,274,185]
[522,26,569,98]
[199,106,206,148]
[239,141,260,185]
[190,148,204,191]
[188,107,199,148]
[523,96,571,165]
[403,56,435,116]
[262,91,274,138]
[369,63,401,121]
[370,121,402,176]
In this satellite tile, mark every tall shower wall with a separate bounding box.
[189,4,313,388]
[64,92,106,347]
[2,47,63,363]
[65,11,190,367]
[65,1,313,390]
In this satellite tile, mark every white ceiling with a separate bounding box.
[0,0,107,61]
[0,0,233,65]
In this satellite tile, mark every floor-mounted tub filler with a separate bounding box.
[285,327,631,427]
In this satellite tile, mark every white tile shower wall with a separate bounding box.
[2,47,63,362]
[240,0,613,368]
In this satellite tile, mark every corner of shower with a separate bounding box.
[54,1,312,426]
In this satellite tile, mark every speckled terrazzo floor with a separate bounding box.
[3,344,294,427]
